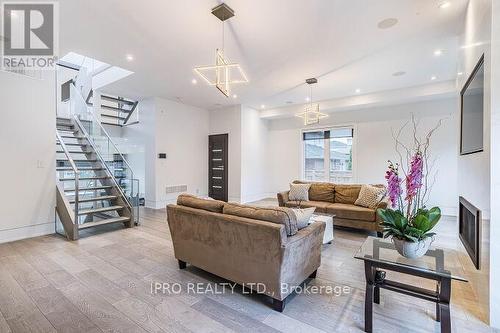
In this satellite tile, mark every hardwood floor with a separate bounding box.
[0,203,496,333]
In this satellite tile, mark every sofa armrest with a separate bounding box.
[278,222,325,300]
[277,191,290,207]
[376,200,388,210]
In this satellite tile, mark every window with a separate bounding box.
[303,127,354,183]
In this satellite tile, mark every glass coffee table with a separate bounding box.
[354,236,467,333]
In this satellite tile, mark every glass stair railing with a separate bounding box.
[69,82,140,225]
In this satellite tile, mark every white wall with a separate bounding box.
[0,71,56,243]
[489,0,500,328]
[241,106,271,202]
[121,98,155,200]
[124,97,209,209]
[209,106,242,202]
[457,0,493,325]
[154,98,209,207]
[457,0,492,220]
[267,98,459,215]
[136,98,209,209]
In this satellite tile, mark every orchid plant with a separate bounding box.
[378,115,443,242]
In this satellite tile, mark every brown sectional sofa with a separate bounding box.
[278,181,387,234]
[167,194,325,311]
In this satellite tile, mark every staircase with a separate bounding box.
[55,117,134,240]
[86,91,139,127]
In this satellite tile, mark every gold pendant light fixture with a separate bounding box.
[194,3,248,97]
[296,78,328,125]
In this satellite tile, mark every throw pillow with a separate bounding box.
[289,183,310,201]
[354,185,387,209]
[292,207,316,229]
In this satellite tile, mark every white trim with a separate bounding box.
[241,192,275,204]
[440,206,458,217]
[0,222,55,244]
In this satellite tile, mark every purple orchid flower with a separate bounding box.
[385,161,402,208]
[405,152,424,201]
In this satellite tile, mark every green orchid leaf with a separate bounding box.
[377,208,394,223]
[404,234,419,242]
[427,207,441,229]
[413,214,430,232]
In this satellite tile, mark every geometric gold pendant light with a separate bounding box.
[296,78,328,125]
[193,3,249,97]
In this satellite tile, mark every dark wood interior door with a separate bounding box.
[209,134,228,201]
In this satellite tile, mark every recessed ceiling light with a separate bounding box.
[125,54,134,61]
[232,94,237,98]
[305,97,310,102]
[355,88,361,94]
[438,2,451,9]
[191,78,197,84]
[457,72,463,76]
[260,104,265,109]
[431,76,437,81]
[434,49,443,56]
[392,71,406,77]
[377,18,398,29]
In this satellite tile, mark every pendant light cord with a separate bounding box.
[222,19,225,52]
[310,84,313,106]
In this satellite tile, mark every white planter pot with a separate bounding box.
[392,237,432,259]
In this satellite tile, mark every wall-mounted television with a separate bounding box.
[460,55,484,155]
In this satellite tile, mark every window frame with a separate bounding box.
[300,125,357,183]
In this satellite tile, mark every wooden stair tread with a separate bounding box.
[78,205,123,215]
[78,216,130,229]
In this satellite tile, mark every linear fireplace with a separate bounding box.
[459,196,481,269]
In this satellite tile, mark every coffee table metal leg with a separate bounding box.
[373,270,385,305]
[439,278,451,333]
[365,282,373,333]
[439,303,451,333]
[436,283,441,322]
[364,261,374,333]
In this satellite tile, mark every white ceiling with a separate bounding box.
[59,0,468,111]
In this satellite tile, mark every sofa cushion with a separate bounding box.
[325,203,376,222]
[354,184,387,209]
[293,180,335,202]
[177,194,225,213]
[284,200,331,213]
[334,185,362,204]
[223,203,298,236]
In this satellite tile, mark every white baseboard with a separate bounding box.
[145,200,171,210]
[146,192,209,210]
[440,206,458,217]
[0,222,55,244]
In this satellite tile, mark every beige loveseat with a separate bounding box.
[278,181,387,234]
[167,194,325,311]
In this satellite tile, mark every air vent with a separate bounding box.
[166,185,188,194]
